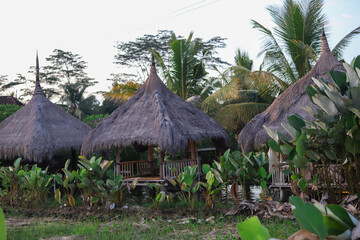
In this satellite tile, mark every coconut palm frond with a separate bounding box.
[332,26,360,59]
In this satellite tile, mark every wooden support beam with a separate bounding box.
[194,143,201,184]
[159,151,164,180]
[116,147,121,176]
[189,141,196,161]
[148,145,154,176]
[70,148,77,171]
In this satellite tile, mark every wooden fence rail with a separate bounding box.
[163,159,197,179]
[117,160,151,178]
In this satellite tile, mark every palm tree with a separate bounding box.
[202,49,277,133]
[202,49,285,116]
[252,0,360,83]
[153,31,209,99]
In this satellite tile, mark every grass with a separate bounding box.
[6,214,299,240]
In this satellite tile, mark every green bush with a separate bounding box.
[82,114,109,127]
[0,104,22,122]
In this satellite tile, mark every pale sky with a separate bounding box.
[0,0,359,101]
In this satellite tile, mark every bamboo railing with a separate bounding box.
[162,159,197,179]
[117,160,151,178]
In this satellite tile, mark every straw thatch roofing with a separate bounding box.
[81,62,230,156]
[0,55,91,162]
[237,29,345,153]
[0,96,23,106]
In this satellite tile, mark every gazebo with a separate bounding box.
[237,28,345,196]
[237,28,345,154]
[81,61,230,184]
[0,55,91,164]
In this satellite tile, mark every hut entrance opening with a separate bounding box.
[114,141,200,184]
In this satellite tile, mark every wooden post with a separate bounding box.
[189,141,196,166]
[70,148,77,171]
[195,143,201,183]
[148,145,154,176]
[115,147,121,176]
[159,151,164,180]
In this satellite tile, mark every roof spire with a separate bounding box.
[34,51,44,95]
[151,55,155,67]
[321,25,331,53]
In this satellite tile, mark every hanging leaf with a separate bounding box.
[237,216,270,240]
[330,71,347,94]
[263,125,279,142]
[296,134,307,156]
[343,62,360,88]
[324,216,348,237]
[290,196,328,240]
[55,189,61,204]
[68,195,76,207]
[202,164,211,174]
[268,140,281,153]
[0,207,6,240]
[281,122,299,140]
[280,144,293,155]
[299,179,307,190]
[293,155,309,168]
[326,204,357,230]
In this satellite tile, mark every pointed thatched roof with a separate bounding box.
[0,96,23,106]
[81,62,230,156]
[0,55,91,162]
[237,28,345,153]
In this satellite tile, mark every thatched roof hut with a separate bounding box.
[0,96,23,106]
[237,29,345,153]
[81,62,230,157]
[0,55,91,162]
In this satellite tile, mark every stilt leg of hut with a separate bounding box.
[195,143,201,183]
[189,141,196,166]
[148,145,154,176]
[159,151,164,180]
[70,148,78,170]
[194,142,202,201]
[116,147,121,176]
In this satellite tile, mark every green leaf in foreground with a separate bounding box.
[290,196,327,240]
[0,207,6,240]
[237,216,270,240]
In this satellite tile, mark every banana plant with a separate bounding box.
[200,164,223,209]
[54,159,78,207]
[169,165,200,209]
[147,183,172,208]
[20,164,53,206]
[246,153,274,201]
[0,158,28,206]
[106,173,126,204]
[77,156,113,206]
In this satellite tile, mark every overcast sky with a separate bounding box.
[0,0,359,100]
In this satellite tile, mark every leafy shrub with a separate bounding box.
[219,149,272,202]
[0,158,28,206]
[0,104,22,122]
[20,165,53,206]
[200,163,223,209]
[82,114,109,127]
[169,165,200,209]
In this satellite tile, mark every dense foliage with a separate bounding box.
[0,104,22,123]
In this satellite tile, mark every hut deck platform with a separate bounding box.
[124,176,163,186]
